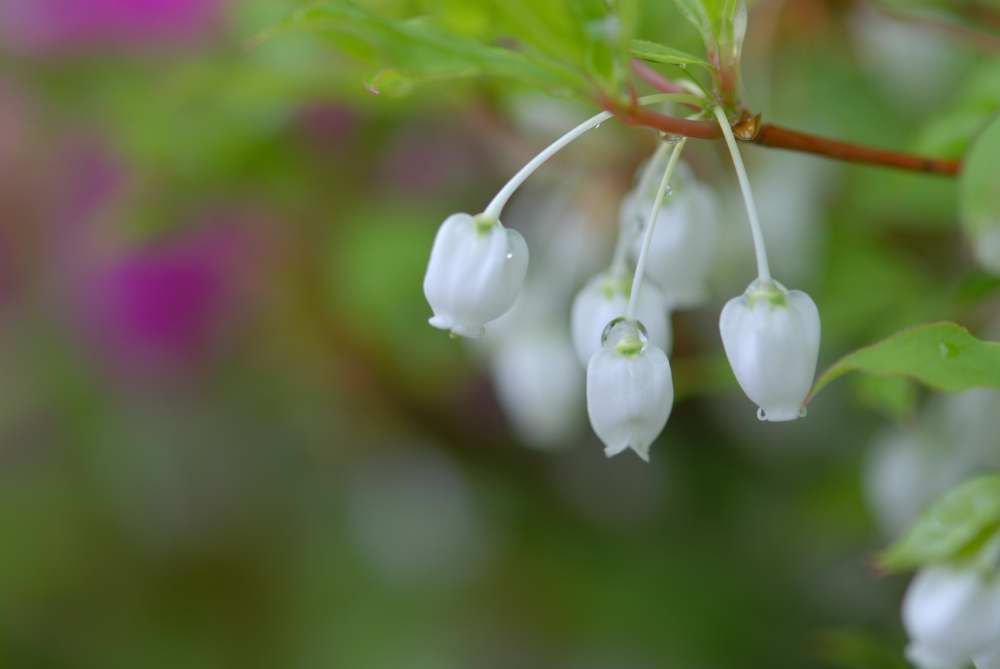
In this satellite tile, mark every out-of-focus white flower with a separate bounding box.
[849,5,959,108]
[719,279,820,421]
[975,643,1000,669]
[586,319,673,461]
[865,429,968,537]
[972,226,1000,276]
[624,173,718,308]
[491,327,583,448]
[570,272,670,367]
[865,390,1000,536]
[424,213,528,337]
[903,538,1000,669]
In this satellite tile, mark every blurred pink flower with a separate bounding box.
[0,0,222,52]
[77,213,262,377]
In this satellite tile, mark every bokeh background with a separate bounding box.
[1,1,998,667]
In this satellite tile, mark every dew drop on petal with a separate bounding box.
[938,341,960,359]
[756,407,767,422]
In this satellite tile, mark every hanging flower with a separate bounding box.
[586,318,673,461]
[570,271,671,367]
[903,536,1000,669]
[624,173,719,308]
[719,278,820,421]
[423,213,528,338]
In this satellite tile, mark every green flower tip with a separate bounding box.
[615,334,645,357]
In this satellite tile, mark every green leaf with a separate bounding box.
[668,0,746,105]
[671,0,745,37]
[881,476,1000,572]
[267,1,592,96]
[852,374,917,420]
[630,39,710,69]
[960,113,1000,274]
[809,322,1000,401]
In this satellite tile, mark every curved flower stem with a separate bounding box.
[713,106,771,282]
[626,138,687,321]
[483,93,685,221]
[609,141,672,277]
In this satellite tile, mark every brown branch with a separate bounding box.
[956,2,1000,32]
[599,96,962,176]
[599,95,722,139]
[752,123,962,175]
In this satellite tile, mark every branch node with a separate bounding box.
[732,110,762,141]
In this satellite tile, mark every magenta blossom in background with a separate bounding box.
[0,0,223,52]
[77,215,261,378]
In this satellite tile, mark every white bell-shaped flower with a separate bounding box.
[624,173,718,308]
[719,278,820,421]
[570,272,671,367]
[903,547,1000,669]
[586,318,673,461]
[424,213,529,338]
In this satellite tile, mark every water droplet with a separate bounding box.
[939,341,960,359]
[506,253,513,260]
[798,406,808,419]
[678,63,688,70]
[601,317,648,356]
[756,407,767,421]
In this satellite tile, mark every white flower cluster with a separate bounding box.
[903,532,1000,669]
[422,104,823,461]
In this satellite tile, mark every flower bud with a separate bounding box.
[719,279,820,421]
[586,319,673,461]
[423,213,528,337]
[570,272,670,367]
[624,174,718,308]
[903,552,1000,669]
